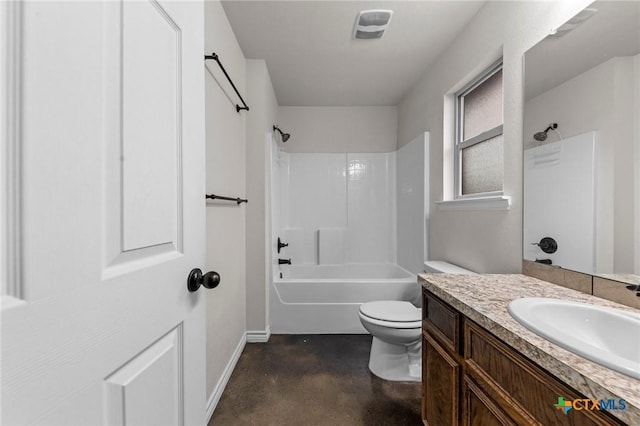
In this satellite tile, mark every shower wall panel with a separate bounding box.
[285,153,347,264]
[279,152,397,265]
[524,132,596,274]
[346,153,397,263]
[397,133,429,274]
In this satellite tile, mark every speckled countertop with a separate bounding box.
[419,273,640,425]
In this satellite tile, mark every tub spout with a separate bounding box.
[278,258,291,265]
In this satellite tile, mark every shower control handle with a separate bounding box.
[532,237,558,254]
[277,237,289,254]
[278,258,291,265]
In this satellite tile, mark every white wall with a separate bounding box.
[245,60,278,335]
[397,1,592,273]
[204,0,246,413]
[278,106,397,153]
[524,56,639,273]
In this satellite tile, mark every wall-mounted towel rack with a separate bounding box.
[204,52,250,113]
[205,193,248,205]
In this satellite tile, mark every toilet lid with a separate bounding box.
[359,301,421,322]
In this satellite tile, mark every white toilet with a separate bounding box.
[358,261,475,382]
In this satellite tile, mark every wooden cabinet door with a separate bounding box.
[462,375,515,426]
[422,332,460,426]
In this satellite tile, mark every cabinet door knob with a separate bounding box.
[187,268,221,292]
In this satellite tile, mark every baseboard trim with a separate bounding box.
[205,332,247,423]
[246,326,271,343]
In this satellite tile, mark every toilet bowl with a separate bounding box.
[359,261,475,382]
[358,301,422,381]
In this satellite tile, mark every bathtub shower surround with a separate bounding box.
[269,135,428,333]
[279,151,397,265]
[397,133,429,274]
[524,131,596,273]
[274,133,429,269]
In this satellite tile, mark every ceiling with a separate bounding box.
[525,0,640,101]
[221,1,485,106]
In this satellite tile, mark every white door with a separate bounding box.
[1,1,208,425]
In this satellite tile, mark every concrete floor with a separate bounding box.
[209,335,422,425]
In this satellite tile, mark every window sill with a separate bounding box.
[435,195,511,211]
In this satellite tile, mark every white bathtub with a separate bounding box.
[270,263,418,334]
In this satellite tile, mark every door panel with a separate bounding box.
[104,326,183,426]
[103,0,185,280]
[21,0,105,300]
[122,0,180,252]
[2,1,206,425]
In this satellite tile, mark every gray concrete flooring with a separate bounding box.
[209,334,422,425]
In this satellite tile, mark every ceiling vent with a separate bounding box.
[550,7,598,37]
[353,10,393,39]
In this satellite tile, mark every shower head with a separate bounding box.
[533,131,548,142]
[273,125,291,143]
[533,123,558,142]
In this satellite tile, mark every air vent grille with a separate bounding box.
[355,30,385,39]
[353,9,393,40]
[359,11,391,27]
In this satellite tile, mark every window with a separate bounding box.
[455,60,503,198]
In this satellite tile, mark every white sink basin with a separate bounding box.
[508,297,640,380]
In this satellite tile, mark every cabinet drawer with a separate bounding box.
[423,290,460,353]
[464,320,624,426]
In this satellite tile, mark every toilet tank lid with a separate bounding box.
[359,301,421,322]
[424,261,476,274]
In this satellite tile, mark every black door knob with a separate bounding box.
[187,268,221,292]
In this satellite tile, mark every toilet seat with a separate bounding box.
[359,301,421,329]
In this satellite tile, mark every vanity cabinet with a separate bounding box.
[421,289,626,426]
[422,331,460,425]
[422,288,461,425]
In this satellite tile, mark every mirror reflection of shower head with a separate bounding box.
[534,123,558,142]
[273,125,291,143]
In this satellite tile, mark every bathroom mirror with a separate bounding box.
[523,1,640,281]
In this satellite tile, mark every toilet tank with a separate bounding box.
[423,261,476,274]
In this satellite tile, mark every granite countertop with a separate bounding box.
[419,273,640,425]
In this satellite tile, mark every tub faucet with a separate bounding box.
[278,258,291,265]
[277,237,289,254]
[625,284,640,297]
